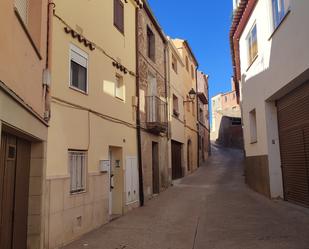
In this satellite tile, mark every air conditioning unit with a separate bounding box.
[99,160,110,173]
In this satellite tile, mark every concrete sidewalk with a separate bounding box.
[62,145,309,249]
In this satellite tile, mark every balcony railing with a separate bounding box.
[145,96,167,133]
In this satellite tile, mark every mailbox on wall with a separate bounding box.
[99,160,110,173]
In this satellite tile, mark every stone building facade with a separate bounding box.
[137,2,169,200]
[197,71,210,165]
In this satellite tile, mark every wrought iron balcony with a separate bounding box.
[145,96,167,133]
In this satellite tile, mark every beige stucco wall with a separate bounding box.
[239,0,309,198]
[168,39,186,144]
[0,0,48,117]
[46,0,138,247]
[172,39,198,173]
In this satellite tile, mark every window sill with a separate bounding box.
[268,10,291,41]
[69,85,88,95]
[250,140,258,144]
[14,7,42,60]
[115,96,125,102]
[246,54,258,72]
[70,190,86,195]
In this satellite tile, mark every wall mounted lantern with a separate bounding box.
[184,88,196,103]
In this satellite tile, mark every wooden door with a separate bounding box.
[152,142,159,194]
[187,140,192,171]
[0,132,31,249]
[172,141,183,180]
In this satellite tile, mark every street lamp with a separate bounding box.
[184,88,196,103]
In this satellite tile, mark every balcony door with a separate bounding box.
[147,73,157,122]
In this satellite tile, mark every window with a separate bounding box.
[70,45,88,93]
[172,54,177,73]
[249,109,257,143]
[225,96,228,102]
[191,65,195,79]
[15,0,28,24]
[69,150,87,193]
[173,94,179,117]
[115,74,124,100]
[199,107,204,124]
[272,0,288,29]
[185,56,189,71]
[114,0,124,33]
[247,24,258,66]
[147,27,155,61]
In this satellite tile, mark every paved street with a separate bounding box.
[63,144,309,249]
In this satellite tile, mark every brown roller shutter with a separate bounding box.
[277,82,309,208]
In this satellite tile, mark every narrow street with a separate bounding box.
[63,144,309,249]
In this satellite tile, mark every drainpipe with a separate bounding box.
[163,42,171,185]
[44,1,55,122]
[135,7,144,207]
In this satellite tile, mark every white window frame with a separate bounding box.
[115,74,125,101]
[69,150,87,194]
[69,44,89,94]
[271,0,289,30]
[246,23,258,67]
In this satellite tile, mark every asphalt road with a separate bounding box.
[62,144,309,249]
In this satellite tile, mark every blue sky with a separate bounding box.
[147,0,234,100]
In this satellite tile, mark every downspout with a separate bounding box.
[135,7,144,207]
[44,1,55,122]
[164,41,170,185]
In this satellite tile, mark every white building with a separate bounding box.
[231,0,309,207]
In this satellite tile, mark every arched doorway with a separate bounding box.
[187,139,192,171]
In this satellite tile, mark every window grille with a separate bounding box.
[69,151,87,193]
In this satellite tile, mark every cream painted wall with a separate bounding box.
[168,40,186,144]
[47,0,138,177]
[171,39,198,171]
[0,0,47,116]
[239,0,309,197]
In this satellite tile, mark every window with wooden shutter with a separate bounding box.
[147,27,155,61]
[15,0,28,25]
[173,94,179,117]
[114,0,124,34]
[172,54,177,73]
[69,151,87,193]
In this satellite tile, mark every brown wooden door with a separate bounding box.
[277,82,309,208]
[0,132,31,249]
[187,140,192,171]
[152,142,159,194]
[172,141,183,180]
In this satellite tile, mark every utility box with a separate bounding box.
[99,160,110,173]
